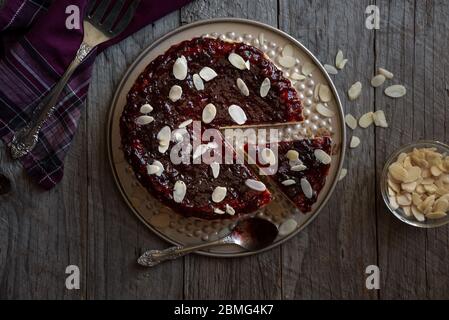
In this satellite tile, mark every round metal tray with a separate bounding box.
[107,18,346,257]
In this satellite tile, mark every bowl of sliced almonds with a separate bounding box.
[381,141,449,228]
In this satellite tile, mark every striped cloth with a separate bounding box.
[0,0,191,189]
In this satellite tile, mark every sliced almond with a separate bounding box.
[278,55,296,69]
[388,179,401,193]
[157,126,171,144]
[385,85,406,98]
[140,104,153,114]
[286,150,299,161]
[371,74,386,87]
[291,164,307,172]
[173,55,187,80]
[300,178,313,199]
[173,181,186,203]
[225,204,236,215]
[359,112,374,128]
[301,62,316,76]
[245,179,267,192]
[193,73,204,91]
[282,179,296,186]
[348,82,362,101]
[237,78,250,96]
[279,219,298,236]
[424,184,438,194]
[210,162,220,179]
[345,114,358,130]
[316,103,335,117]
[426,211,447,219]
[282,44,294,57]
[339,168,348,181]
[214,208,225,214]
[378,67,394,80]
[313,83,321,101]
[401,181,417,193]
[389,196,399,210]
[212,186,227,203]
[431,166,443,177]
[335,50,344,68]
[350,136,361,149]
[319,85,332,102]
[412,193,423,206]
[402,206,412,217]
[373,110,388,128]
[397,194,412,206]
[199,67,218,81]
[291,73,306,81]
[434,198,449,212]
[228,53,249,70]
[147,160,164,177]
[324,64,338,75]
[228,104,247,125]
[202,103,217,124]
[338,59,348,70]
[178,119,192,128]
[169,85,182,102]
[260,148,276,166]
[136,115,154,126]
[389,163,408,182]
[314,149,332,165]
[404,166,422,183]
[260,78,271,98]
[411,206,425,221]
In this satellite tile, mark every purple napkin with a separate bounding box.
[0,0,192,189]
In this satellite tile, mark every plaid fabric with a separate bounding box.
[0,0,192,190]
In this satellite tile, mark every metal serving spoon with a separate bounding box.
[137,217,279,267]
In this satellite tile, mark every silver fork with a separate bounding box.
[10,0,140,159]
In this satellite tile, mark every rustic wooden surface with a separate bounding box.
[1,0,449,299]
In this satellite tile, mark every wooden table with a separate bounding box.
[1,0,449,299]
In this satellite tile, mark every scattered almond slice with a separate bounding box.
[411,206,425,221]
[245,179,267,192]
[378,67,394,80]
[178,119,193,128]
[225,204,236,216]
[282,44,294,57]
[373,110,388,128]
[193,73,204,91]
[173,181,186,203]
[319,85,332,102]
[350,136,361,149]
[202,103,217,124]
[316,103,335,117]
[279,219,298,236]
[427,211,447,219]
[260,78,271,98]
[228,53,249,70]
[210,162,220,179]
[313,84,320,101]
[371,74,386,87]
[314,149,332,165]
[389,196,399,210]
[136,115,154,126]
[302,62,316,76]
[338,59,348,70]
[300,178,313,199]
[147,160,164,177]
[348,82,362,101]
[212,186,227,203]
[335,50,344,69]
[339,168,348,181]
[345,114,358,130]
[237,78,250,96]
[169,85,182,102]
[199,67,218,81]
[278,55,296,68]
[324,64,338,75]
[359,112,374,128]
[214,208,225,214]
[397,194,412,206]
[140,104,153,114]
[228,104,247,125]
[385,85,406,98]
[282,179,296,186]
[173,55,187,80]
[291,73,306,81]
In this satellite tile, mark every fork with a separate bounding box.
[10,0,140,159]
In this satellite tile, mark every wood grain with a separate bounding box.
[279,0,378,299]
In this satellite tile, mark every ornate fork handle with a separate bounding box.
[138,237,235,267]
[10,43,93,159]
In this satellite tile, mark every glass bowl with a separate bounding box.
[381,140,449,228]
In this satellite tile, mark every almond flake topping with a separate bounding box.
[260,78,271,98]
[279,55,296,68]
[214,208,225,214]
[282,179,296,186]
[202,103,217,124]
[282,44,294,57]
[359,112,374,128]
[345,114,358,130]
[316,103,335,117]
[173,55,187,80]
[210,162,220,179]
[193,73,204,91]
[228,104,247,125]
[157,126,171,153]
[245,179,267,192]
[212,186,227,203]
[199,67,217,81]
[225,204,236,215]
[136,115,154,126]
[237,78,250,96]
[173,181,186,203]
[291,164,307,172]
[169,85,182,102]
[314,149,332,164]
[178,119,193,128]
[300,178,313,199]
[319,85,332,102]
[140,104,153,114]
[147,160,164,177]
[228,53,250,70]
[302,62,316,76]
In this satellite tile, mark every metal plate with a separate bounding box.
[107,18,346,257]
